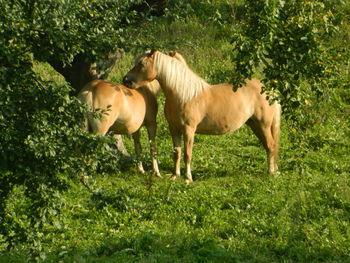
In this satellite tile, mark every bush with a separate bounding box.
[231,0,347,121]
[0,5,122,256]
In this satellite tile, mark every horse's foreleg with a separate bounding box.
[132,130,145,174]
[146,123,160,177]
[169,127,182,180]
[183,125,195,184]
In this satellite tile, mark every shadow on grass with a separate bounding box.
[45,230,350,263]
[53,232,239,263]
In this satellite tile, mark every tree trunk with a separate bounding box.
[132,0,169,16]
[47,52,121,96]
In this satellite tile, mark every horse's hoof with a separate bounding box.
[153,172,162,178]
[185,178,193,184]
[138,168,145,174]
[170,175,179,181]
[270,170,280,178]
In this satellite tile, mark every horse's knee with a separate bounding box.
[266,140,277,153]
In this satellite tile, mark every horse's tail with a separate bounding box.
[272,103,281,162]
[77,87,93,132]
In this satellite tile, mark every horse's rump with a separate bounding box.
[78,80,147,135]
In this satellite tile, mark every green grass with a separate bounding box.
[4,149,349,262]
[3,6,350,263]
[2,92,348,262]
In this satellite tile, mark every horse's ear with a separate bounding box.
[148,49,156,57]
[168,51,176,57]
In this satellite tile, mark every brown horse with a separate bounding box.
[77,79,160,176]
[123,50,281,183]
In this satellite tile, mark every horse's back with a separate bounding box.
[210,79,275,117]
[185,79,273,135]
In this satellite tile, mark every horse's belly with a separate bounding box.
[110,103,146,134]
[110,120,143,135]
[196,116,246,135]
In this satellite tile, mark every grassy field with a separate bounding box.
[2,4,350,263]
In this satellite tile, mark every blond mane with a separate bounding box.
[154,51,210,103]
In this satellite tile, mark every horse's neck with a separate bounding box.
[137,85,157,100]
[154,52,209,103]
[144,80,160,96]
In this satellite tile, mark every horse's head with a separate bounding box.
[123,50,157,89]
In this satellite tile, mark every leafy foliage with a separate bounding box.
[15,0,135,64]
[231,0,346,121]
[0,0,141,256]
[0,45,121,257]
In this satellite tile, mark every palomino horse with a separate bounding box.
[77,79,161,176]
[123,50,281,183]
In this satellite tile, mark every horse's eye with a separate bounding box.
[139,60,148,67]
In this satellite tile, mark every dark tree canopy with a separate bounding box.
[7,0,168,94]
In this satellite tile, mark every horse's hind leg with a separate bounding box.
[146,123,161,177]
[247,119,278,175]
[271,104,281,173]
[132,130,145,174]
[113,134,130,157]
